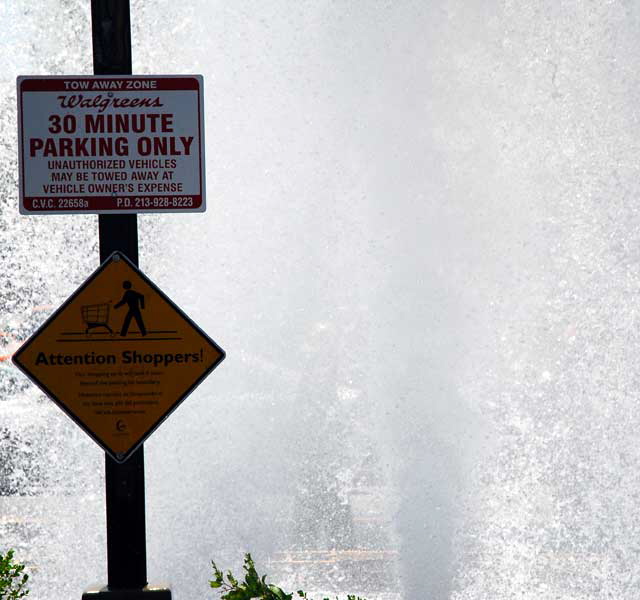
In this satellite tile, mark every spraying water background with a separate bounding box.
[2,1,640,599]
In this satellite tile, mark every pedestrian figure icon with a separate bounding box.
[114,280,146,336]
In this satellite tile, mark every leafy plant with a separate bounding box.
[0,549,29,600]
[210,553,366,600]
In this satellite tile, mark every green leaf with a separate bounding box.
[223,589,251,600]
[267,583,292,600]
[226,570,238,586]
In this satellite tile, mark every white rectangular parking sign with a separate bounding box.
[17,75,205,214]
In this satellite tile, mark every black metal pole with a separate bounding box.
[91,0,146,591]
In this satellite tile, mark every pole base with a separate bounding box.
[82,584,171,599]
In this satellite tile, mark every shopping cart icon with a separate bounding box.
[81,303,113,335]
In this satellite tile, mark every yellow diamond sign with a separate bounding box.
[12,252,225,462]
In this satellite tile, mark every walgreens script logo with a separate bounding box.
[57,94,164,113]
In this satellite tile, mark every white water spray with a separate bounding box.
[2,2,640,600]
